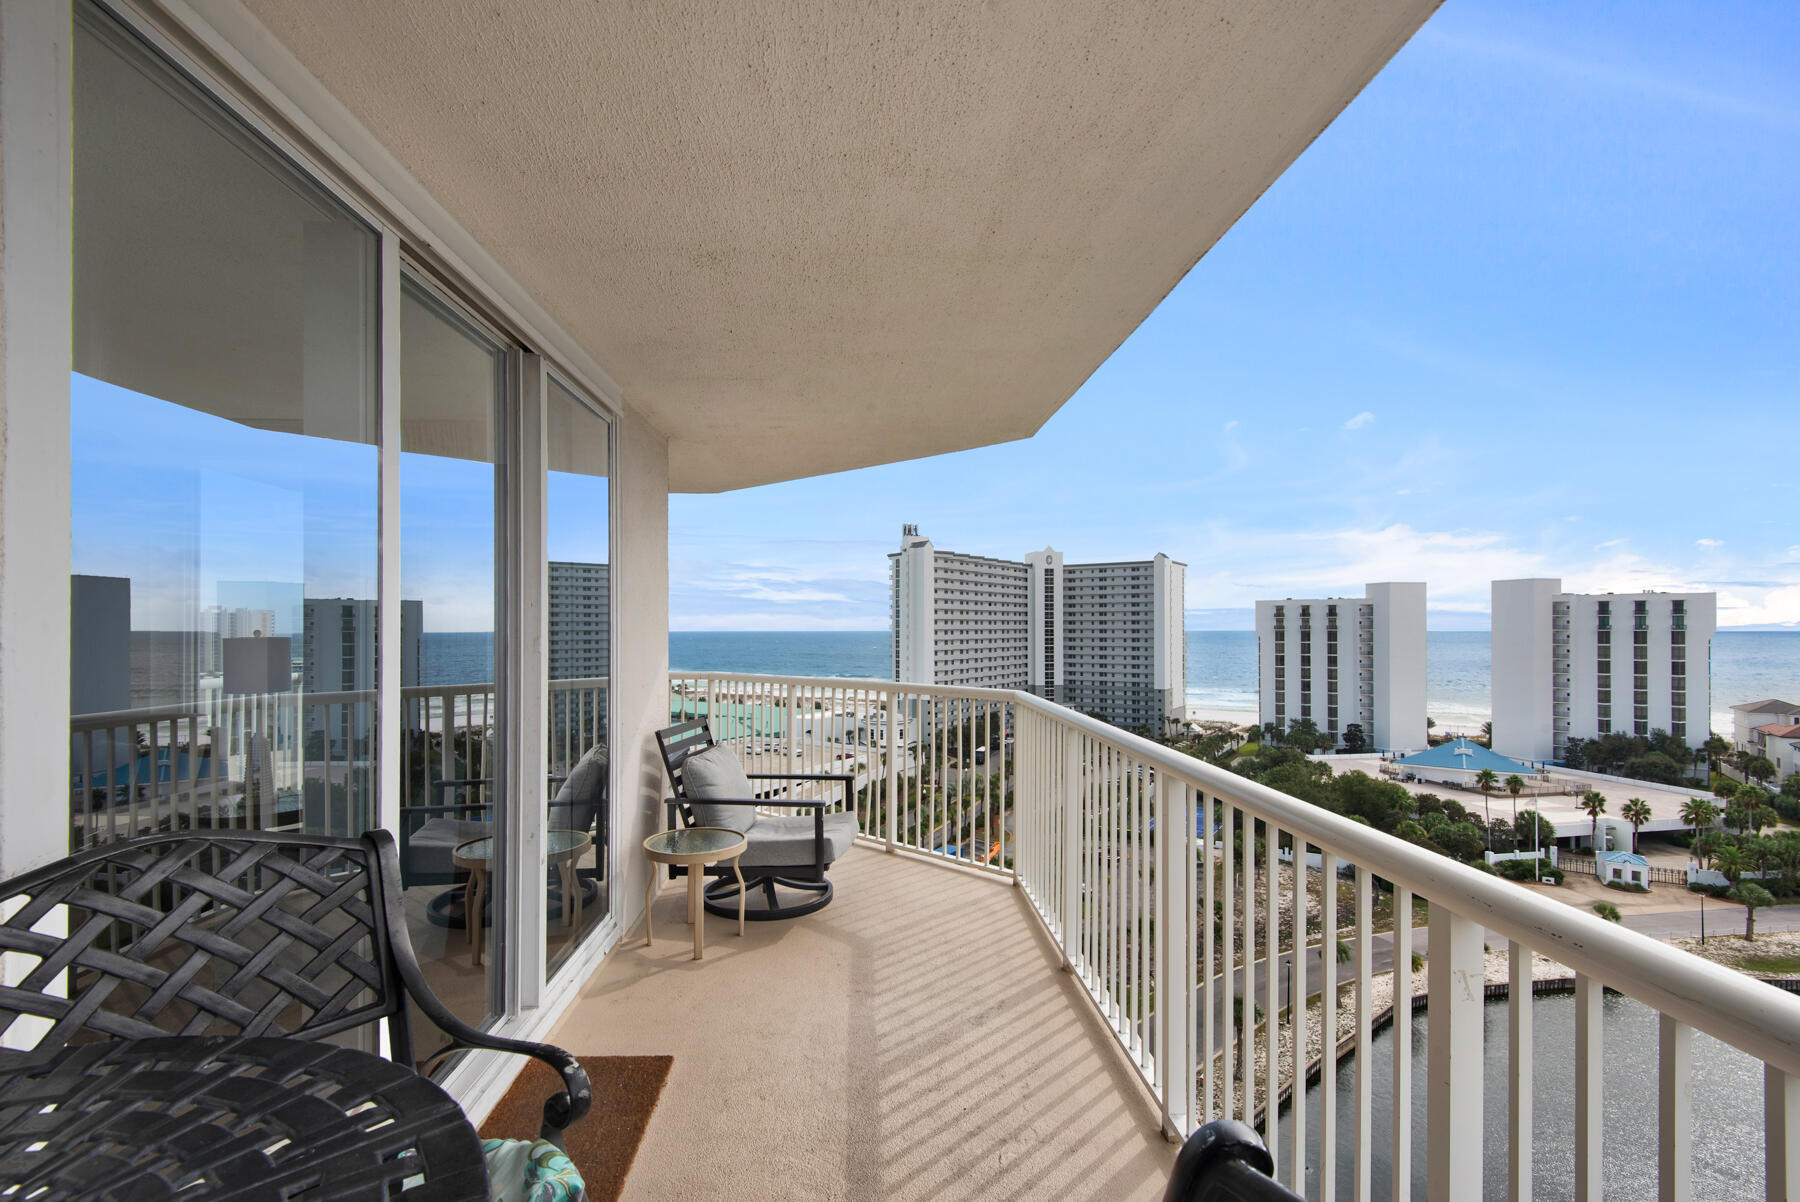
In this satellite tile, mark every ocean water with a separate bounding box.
[418,629,1799,737]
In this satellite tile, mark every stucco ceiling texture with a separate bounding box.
[241,0,1439,493]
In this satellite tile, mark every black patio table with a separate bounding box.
[0,1034,487,1201]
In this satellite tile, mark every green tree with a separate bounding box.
[1703,733,1732,775]
[1745,755,1778,787]
[1592,901,1622,923]
[1505,774,1525,840]
[1581,790,1608,852]
[1680,797,1720,859]
[1474,768,1499,850]
[1480,720,1494,747]
[1514,809,1555,854]
[1733,882,1775,941]
[1621,798,1652,854]
[1714,844,1745,890]
[1341,723,1367,754]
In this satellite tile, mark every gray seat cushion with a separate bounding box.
[739,811,858,870]
[407,816,493,880]
[678,744,758,834]
[551,741,607,834]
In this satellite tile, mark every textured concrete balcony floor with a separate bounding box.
[550,845,1177,1201]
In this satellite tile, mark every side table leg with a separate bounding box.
[644,869,655,948]
[689,869,704,960]
[734,858,746,937]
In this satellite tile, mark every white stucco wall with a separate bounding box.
[1491,578,1560,762]
[611,404,670,944]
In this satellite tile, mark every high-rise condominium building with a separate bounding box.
[548,561,610,680]
[890,527,1185,731]
[1491,580,1715,763]
[1254,583,1427,752]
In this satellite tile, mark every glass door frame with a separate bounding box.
[75,0,634,1092]
[540,370,620,988]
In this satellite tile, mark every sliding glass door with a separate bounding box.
[70,1,379,849]
[399,276,508,1049]
[545,378,613,972]
[68,0,622,1082]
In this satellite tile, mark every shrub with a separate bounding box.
[1472,859,1498,874]
[1593,902,1623,923]
[1496,858,1562,884]
[1604,880,1651,894]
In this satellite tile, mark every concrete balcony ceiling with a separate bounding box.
[242,0,1440,492]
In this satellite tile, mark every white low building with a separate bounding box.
[1734,698,1800,752]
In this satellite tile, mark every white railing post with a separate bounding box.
[1510,941,1534,1202]
[885,690,899,853]
[1427,907,1484,1202]
[1574,973,1602,1202]
[1767,1066,1800,1202]
[1060,725,1080,971]
[1157,774,1192,1139]
[1659,1015,1690,1202]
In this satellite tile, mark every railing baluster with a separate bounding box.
[1321,849,1338,1202]
[1241,805,1255,1124]
[1202,790,1216,1124]
[1291,837,1308,1194]
[1222,802,1235,1121]
[1766,1065,1800,1202]
[1392,887,1413,1202]
[1265,820,1280,1167]
[1511,940,1533,1202]
[1354,866,1374,1202]
[1657,1014,1688,1202]
[1574,973,1602,1202]
[1427,908,1484,1200]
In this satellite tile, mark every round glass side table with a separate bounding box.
[642,826,748,960]
[452,828,592,967]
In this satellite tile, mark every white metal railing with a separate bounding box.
[68,677,608,845]
[667,671,1800,1201]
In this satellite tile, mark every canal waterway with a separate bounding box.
[1273,991,1765,1200]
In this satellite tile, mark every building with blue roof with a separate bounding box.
[1597,850,1649,888]
[1390,738,1541,786]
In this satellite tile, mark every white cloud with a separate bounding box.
[1223,420,1239,433]
[1594,538,1627,550]
[1697,538,1724,547]
[1344,411,1376,430]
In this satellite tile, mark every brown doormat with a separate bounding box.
[479,1055,673,1202]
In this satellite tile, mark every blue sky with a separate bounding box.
[72,376,605,634]
[670,0,1800,633]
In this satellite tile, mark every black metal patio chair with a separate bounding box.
[0,829,590,1145]
[656,718,857,920]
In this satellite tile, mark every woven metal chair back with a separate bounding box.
[655,718,717,826]
[0,831,404,1067]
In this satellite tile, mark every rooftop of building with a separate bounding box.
[1392,738,1539,777]
[1736,698,1800,713]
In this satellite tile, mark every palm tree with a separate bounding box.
[1581,790,1608,854]
[1621,798,1652,854]
[1480,720,1494,747]
[1474,768,1499,850]
[1714,844,1745,890]
[1505,774,1526,850]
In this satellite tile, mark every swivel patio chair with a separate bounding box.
[656,718,857,920]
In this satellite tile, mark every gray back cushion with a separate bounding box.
[679,744,758,834]
[552,741,607,833]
